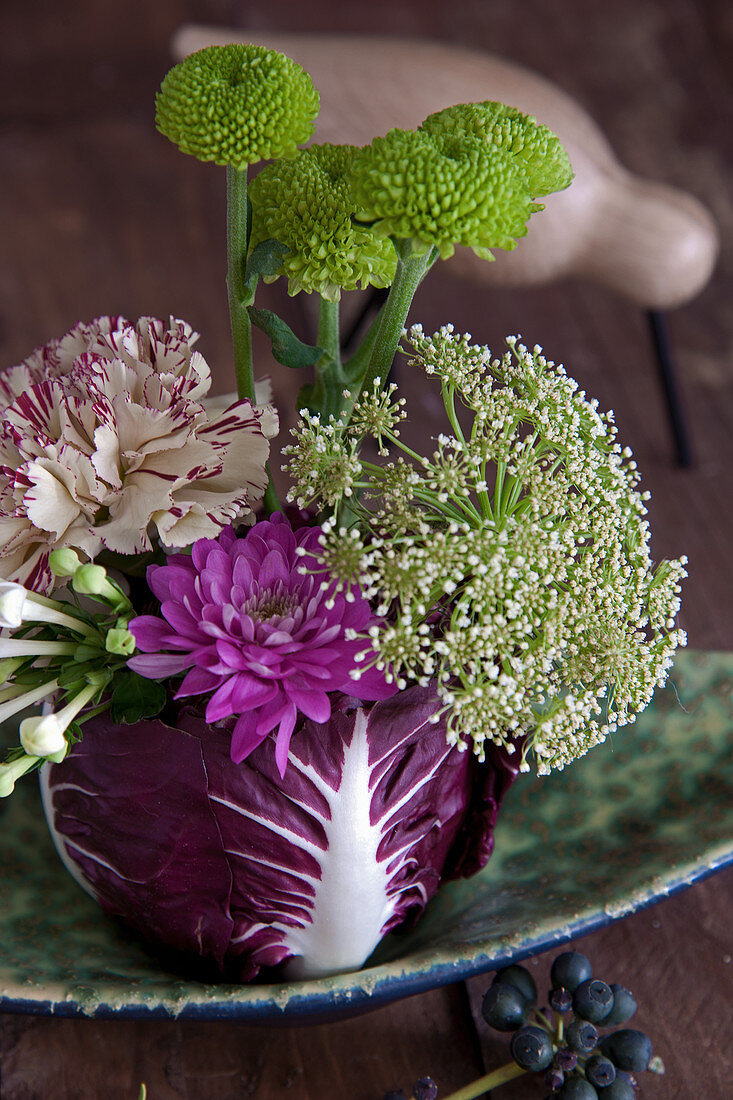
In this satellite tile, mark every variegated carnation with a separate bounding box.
[0,316,278,592]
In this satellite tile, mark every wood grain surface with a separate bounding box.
[1,1,731,1098]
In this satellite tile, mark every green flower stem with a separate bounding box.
[440,1061,526,1100]
[226,165,255,404]
[348,242,437,419]
[262,476,281,516]
[227,166,282,516]
[312,296,347,420]
[317,296,341,367]
[442,382,467,446]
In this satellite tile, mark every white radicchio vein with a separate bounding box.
[279,707,395,979]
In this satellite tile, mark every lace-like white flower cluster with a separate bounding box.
[284,325,687,773]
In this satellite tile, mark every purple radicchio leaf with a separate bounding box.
[42,685,519,981]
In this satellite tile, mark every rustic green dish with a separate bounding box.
[0,648,730,1022]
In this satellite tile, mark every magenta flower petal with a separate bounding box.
[285,684,331,724]
[230,713,267,764]
[127,652,194,677]
[128,615,176,651]
[274,704,298,778]
[175,666,222,697]
[159,600,202,637]
[256,700,292,737]
[230,674,278,711]
[205,678,236,722]
[126,515,395,772]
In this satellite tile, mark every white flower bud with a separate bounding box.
[0,582,28,628]
[19,713,67,757]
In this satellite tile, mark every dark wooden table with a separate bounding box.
[1,1,731,1097]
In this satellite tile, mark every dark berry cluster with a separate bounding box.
[482,951,655,1099]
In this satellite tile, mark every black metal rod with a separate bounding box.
[646,309,694,468]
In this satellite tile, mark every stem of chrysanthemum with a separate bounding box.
[317,296,341,367]
[226,165,255,405]
[262,475,281,517]
[313,296,347,420]
[440,1061,526,1100]
[347,241,437,421]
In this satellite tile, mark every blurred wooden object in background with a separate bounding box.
[173,27,719,310]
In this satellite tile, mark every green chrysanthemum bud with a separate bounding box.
[420,101,573,197]
[155,44,320,169]
[249,143,397,300]
[351,129,536,261]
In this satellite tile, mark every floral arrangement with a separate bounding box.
[0,45,687,979]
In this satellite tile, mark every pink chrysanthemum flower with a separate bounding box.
[128,515,395,775]
[0,316,277,592]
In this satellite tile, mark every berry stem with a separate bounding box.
[226,165,255,404]
[531,1008,554,1031]
[440,1061,526,1100]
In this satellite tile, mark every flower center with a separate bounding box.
[244,582,299,622]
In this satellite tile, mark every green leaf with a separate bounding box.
[248,307,325,369]
[57,662,98,690]
[109,671,167,724]
[242,238,290,305]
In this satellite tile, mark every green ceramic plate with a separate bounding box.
[0,649,731,1023]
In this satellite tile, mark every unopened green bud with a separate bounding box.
[49,547,83,577]
[105,627,136,656]
[72,565,130,612]
[72,564,109,596]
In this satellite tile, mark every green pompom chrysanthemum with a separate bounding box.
[420,101,573,197]
[351,129,536,260]
[155,44,320,169]
[249,144,397,300]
